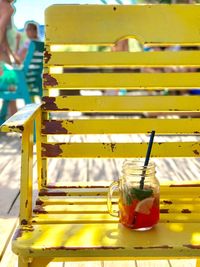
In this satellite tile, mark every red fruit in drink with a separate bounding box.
[119,193,159,229]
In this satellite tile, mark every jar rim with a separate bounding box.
[122,159,155,177]
[123,159,155,166]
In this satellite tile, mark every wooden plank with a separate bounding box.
[0,134,20,264]
[0,133,40,265]
[169,259,196,267]
[41,142,200,158]
[104,261,136,267]
[0,230,18,267]
[154,157,200,182]
[0,217,18,261]
[42,95,200,112]
[136,260,169,267]
[65,262,103,267]
[43,133,200,187]
[0,134,21,216]
[48,262,65,267]
[45,51,200,67]
[42,118,200,135]
[45,5,200,44]
[48,135,88,184]
[43,73,200,90]
[48,159,88,183]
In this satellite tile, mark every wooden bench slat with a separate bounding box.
[41,142,200,158]
[43,73,200,89]
[39,185,200,196]
[33,183,200,223]
[32,212,200,225]
[37,196,200,205]
[45,5,200,44]
[32,213,200,224]
[32,213,117,224]
[42,118,200,135]
[12,222,200,258]
[42,95,200,112]
[37,197,112,205]
[45,51,200,67]
[33,203,200,214]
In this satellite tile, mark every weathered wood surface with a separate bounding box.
[0,128,200,266]
[0,133,21,264]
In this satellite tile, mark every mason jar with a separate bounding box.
[107,159,160,230]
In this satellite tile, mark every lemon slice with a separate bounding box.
[135,197,155,215]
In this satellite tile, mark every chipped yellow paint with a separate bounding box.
[46,51,200,68]
[12,223,200,259]
[42,95,200,112]
[33,202,200,214]
[43,72,200,90]
[37,182,200,197]
[42,118,200,135]
[0,104,41,133]
[41,142,200,158]
[45,5,200,45]
[15,181,200,259]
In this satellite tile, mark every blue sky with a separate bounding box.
[13,0,133,28]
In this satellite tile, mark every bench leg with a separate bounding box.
[19,256,52,267]
[197,259,200,267]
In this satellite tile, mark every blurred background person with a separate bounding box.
[0,0,19,116]
[15,21,40,62]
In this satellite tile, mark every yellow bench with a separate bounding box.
[1,4,200,267]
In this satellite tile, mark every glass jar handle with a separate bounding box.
[107,181,119,217]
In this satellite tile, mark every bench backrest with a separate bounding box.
[39,4,200,187]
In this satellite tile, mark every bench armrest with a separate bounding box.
[0,103,41,133]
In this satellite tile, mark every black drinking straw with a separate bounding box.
[139,130,155,190]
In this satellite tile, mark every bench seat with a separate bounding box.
[13,183,200,260]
